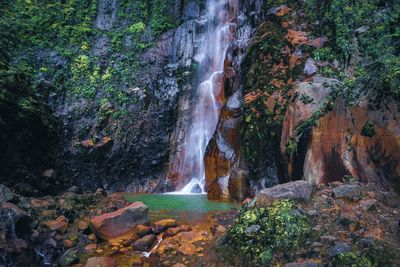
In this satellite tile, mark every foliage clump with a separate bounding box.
[226,200,310,266]
[333,252,375,267]
[361,121,375,137]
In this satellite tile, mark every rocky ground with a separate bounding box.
[0,180,399,266]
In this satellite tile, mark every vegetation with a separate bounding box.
[361,121,376,137]
[226,200,310,266]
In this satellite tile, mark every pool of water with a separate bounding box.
[123,194,240,225]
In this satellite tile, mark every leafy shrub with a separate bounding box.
[226,200,310,266]
[333,252,375,267]
[361,121,375,137]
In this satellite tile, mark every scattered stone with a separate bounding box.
[89,202,149,241]
[59,248,79,267]
[133,234,157,251]
[304,58,318,76]
[43,216,68,234]
[85,243,97,252]
[360,199,377,211]
[267,5,290,17]
[163,225,191,238]
[256,181,312,206]
[215,225,227,234]
[177,243,196,255]
[78,220,89,231]
[320,235,337,244]
[85,257,116,267]
[0,184,13,202]
[154,219,178,233]
[136,225,153,237]
[330,243,351,257]
[332,185,362,200]
[356,238,374,248]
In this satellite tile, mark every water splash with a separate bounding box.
[170,0,238,194]
[141,236,163,258]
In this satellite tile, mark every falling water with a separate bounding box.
[172,0,238,194]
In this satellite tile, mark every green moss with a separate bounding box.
[286,138,298,156]
[226,200,310,266]
[361,121,375,137]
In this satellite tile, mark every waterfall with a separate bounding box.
[171,0,238,194]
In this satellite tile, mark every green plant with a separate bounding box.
[361,121,375,137]
[333,252,375,267]
[286,138,298,156]
[226,200,310,266]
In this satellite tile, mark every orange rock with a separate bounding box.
[163,225,191,238]
[78,221,89,231]
[43,216,68,234]
[286,29,308,46]
[89,202,149,241]
[177,243,196,255]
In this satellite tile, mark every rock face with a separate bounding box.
[89,202,149,241]
[0,184,13,202]
[133,234,157,251]
[256,181,312,206]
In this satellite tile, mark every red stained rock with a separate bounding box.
[89,202,149,241]
[43,216,68,234]
[153,219,177,233]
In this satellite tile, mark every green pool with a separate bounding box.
[123,193,240,224]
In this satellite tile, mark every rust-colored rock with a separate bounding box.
[153,219,177,233]
[133,234,157,251]
[136,225,153,237]
[43,216,68,234]
[163,225,191,238]
[89,202,149,241]
[303,98,400,185]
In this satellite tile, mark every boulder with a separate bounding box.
[256,181,312,206]
[85,257,116,267]
[89,202,149,241]
[133,234,157,251]
[332,185,362,200]
[304,58,318,76]
[163,225,191,238]
[0,184,13,202]
[136,225,153,237]
[153,219,177,233]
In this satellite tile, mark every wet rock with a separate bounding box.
[59,248,79,267]
[85,243,97,252]
[332,185,362,200]
[85,257,116,267]
[163,225,191,238]
[0,184,13,202]
[356,237,374,248]
[136,225,153,237]
[360,199,377,211]
[133,234,157,251]
[89,202,149,241]
[154,219,178,233]
[177,243,196,255]
[256,181,312,206]
[191,184,202,193]
[43,216,68,234]
[304,58,318,76]
[330,243,351,257]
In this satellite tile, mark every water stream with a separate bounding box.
[171,0,238,194]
